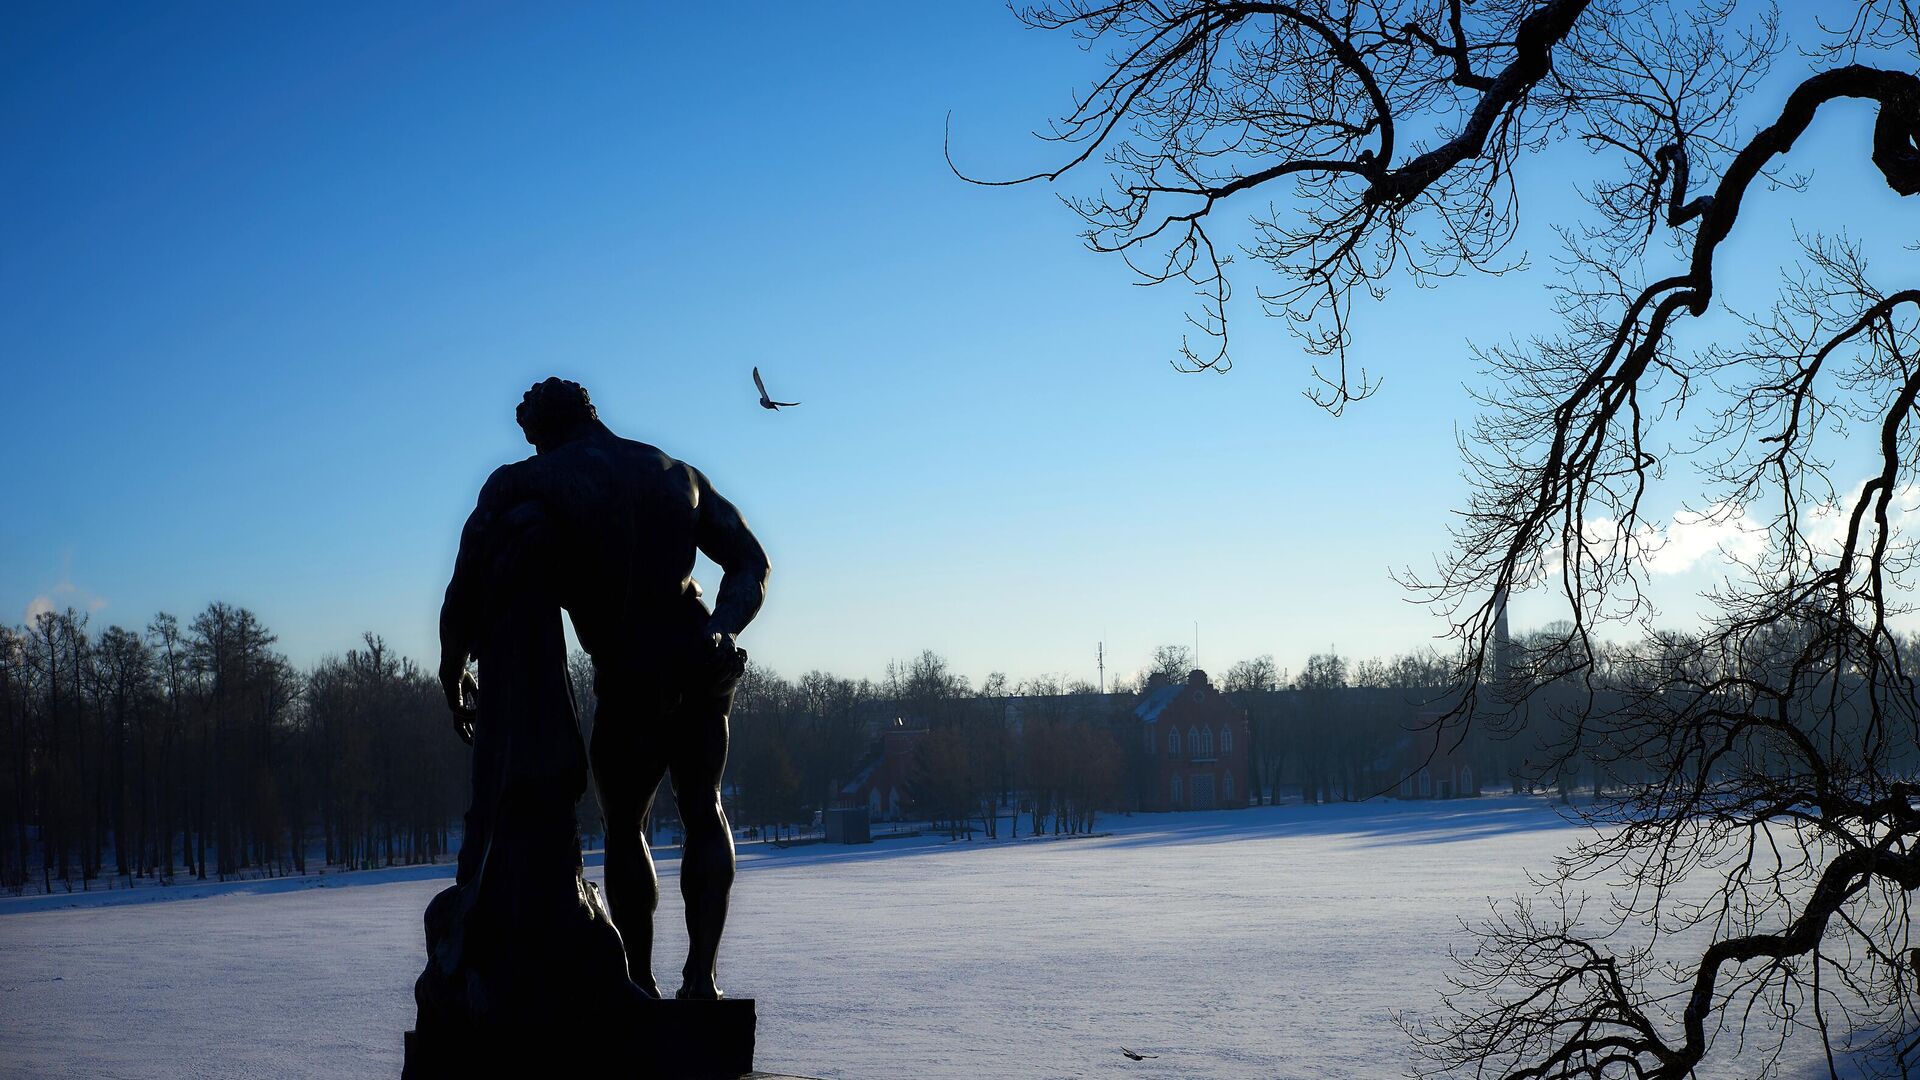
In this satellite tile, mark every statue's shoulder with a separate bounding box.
[549,432,693,492]
[475,455,546,505]
[602,436,698,488]
[609,434,678,469]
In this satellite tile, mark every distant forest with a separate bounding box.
[0,605,465,894]
[6,602,1796,895]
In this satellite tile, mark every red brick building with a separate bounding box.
[838,718,923,820]
[1389,708,1479,799]
[1134,669,1249,811]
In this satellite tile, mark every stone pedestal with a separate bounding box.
[629,998,756,1079]
[404,997,756,1079]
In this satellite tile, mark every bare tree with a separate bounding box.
[991,2,1920,1075]
[0,627,25,889]
[794,670,877,827]
[1223,655,1282,803]
[1147,643,1195,684]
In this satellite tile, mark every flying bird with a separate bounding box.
[753,367,800,410]
[1120,1048,1159,1061]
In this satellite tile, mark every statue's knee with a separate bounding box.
[679,802,727,840]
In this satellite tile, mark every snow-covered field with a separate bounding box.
[0,798,1833,1078]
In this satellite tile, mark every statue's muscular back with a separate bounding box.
[511,427,703,666]
[476,417,766,690]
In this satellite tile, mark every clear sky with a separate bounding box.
[4,2,1914,686]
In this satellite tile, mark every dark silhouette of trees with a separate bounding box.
[0,597,1562,899]
[1014,675,1125,837]
[912,725,980,839]
[1147,644,1195,684]
[794,670,875,816]
[726,662,881,842]
[993,1,1920,1074]
[1222,654,1282,803]
[0,606,466,893]
[971,672,1018,836]
[183,602,297,878]
[0,626,25,887]
[305,634,463,871]
[0,594,1555,899]
[1294,651,1350,802]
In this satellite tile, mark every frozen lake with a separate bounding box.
[0,798,1830,1078]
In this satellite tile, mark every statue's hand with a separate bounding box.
[441,663,478,745]
[706,633,747,696]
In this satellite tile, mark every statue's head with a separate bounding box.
[516,377,599,452]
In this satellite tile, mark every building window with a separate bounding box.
[1418,768,1432,798]
[1196,727,1213,756]
[1220,726,1233,753]
[1169,729,1181,755]
[1223,773,1235,804]
[1187,727,1200,756]
[1170,774,1183,807]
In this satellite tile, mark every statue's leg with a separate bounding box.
[589,705,669,998]
[670,688,736,999]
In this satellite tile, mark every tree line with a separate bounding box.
[725,643,1517,843]
[7,597,1733,896]
[0,605,467,894]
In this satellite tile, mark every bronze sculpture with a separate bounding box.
[407,377,768,1073]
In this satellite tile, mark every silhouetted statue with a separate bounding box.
[407,493,643,1073]
[406,378,769,1075]
[455,377,767,992]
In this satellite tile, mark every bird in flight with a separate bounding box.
[1120,1048,1159,1061]
[753,367,800,410]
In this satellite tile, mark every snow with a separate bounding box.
[0,798,1836,1078]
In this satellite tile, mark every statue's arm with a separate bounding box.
[693,468,770,642]
[438,467,513,724]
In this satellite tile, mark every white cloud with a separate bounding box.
[20,555,108,626]
[1543,487,1914,584]
[1635,482,1920,580]
[1644,503,1767,576]
[1796,480,1920,562]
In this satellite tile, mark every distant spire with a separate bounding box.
[1492,586,1511,681]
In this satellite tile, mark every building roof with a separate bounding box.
[1134,682,1185,723]
[838,756,880,797]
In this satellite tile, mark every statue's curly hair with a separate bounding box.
[515,377,598,447]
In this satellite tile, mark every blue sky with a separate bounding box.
[4,2,1914,685]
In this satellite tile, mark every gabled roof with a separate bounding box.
[838,756,880,797]
[1134,682,1185,723]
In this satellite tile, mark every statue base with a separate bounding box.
[404,997,756,1079]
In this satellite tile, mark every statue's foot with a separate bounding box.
[674,982,724,1000]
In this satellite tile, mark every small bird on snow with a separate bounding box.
[1120,1048,1158,1061]
[753,367,800,410]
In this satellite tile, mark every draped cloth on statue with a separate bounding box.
[406,500,645,1074]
